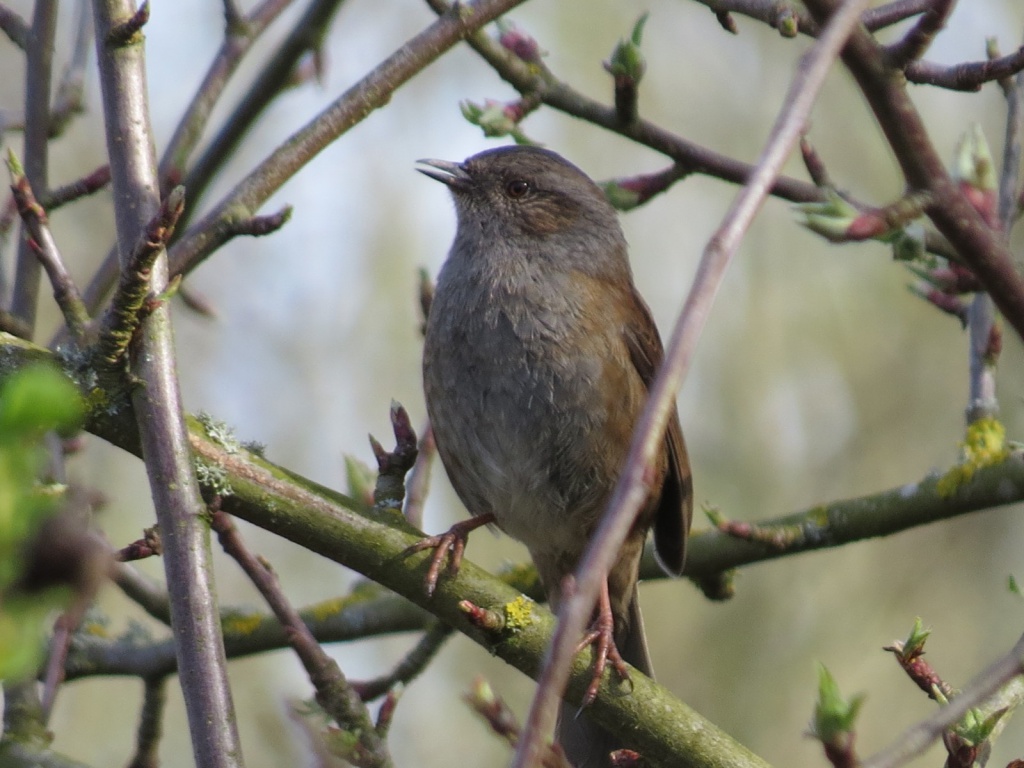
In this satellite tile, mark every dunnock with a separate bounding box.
[416,145,692,767]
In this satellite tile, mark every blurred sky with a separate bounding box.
[4,0,1024,766]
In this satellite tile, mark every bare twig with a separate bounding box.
[40,165,111,210]
[65,584,434,682]
[6,151,91,340]
[965,54,1024,424]
[511,2,874,766]
[905,46,1024,92]
[178,0,348,211]
[92,2,243,767]
[882,0,955,68]
[352,623,453,702]
[692,0,1023,92]
[0,4,28,48]
[211,507,393,767]
[465,677,573,768]
[159,0,298,190]
[128,677,167,768]
[49,0,93,138]
[112,561,172,624]
[688,0,934,38]
[10,0,58,334]
[370,402,418,512]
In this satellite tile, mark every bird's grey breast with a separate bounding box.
[425,247,607,557]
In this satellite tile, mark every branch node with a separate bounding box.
[106,0,150,47]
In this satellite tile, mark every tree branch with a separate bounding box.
[91,1,243,766]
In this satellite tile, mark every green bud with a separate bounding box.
[954,124,996,191]
[600,180,641,211]
[810,664,865,744]
[605,13,649,82]
[793,191,859,242]
[777,8,799,38]
[890,224,927,262]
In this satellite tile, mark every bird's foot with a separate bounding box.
[575,580,632,707]
[403,513,495,596]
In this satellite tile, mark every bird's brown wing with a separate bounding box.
[622,286,693,576]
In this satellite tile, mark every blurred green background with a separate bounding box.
[3,0,1024,766]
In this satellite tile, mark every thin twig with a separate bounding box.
[65,585,434,681]
[159,0,298,189]
[40,165,111,210]
[965,45,1024,424]
[10,0,59,334]
[112,561,172,624]
[128,677,167,768]
[511,1,874,765]
[49,0,93,138]
[352,623,453,702]
[688,0,934,37]
[211,507,393,768]
[178,0,349,209]
[905,46,1024,92]
[882,0,955,68]
[6,151,92,340]
[0,4,29,48]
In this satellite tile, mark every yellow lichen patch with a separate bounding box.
[937,417,1010,497]
[222,612,263,635]
[503,595,535,631]
[81,618,110,638]
[308,595,353,622]
[85,387,109,412]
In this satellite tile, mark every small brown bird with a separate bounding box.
[415,145,692,767]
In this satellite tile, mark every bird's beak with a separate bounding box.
[416,159,472,190]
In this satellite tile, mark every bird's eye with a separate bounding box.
[505,179,530,198]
